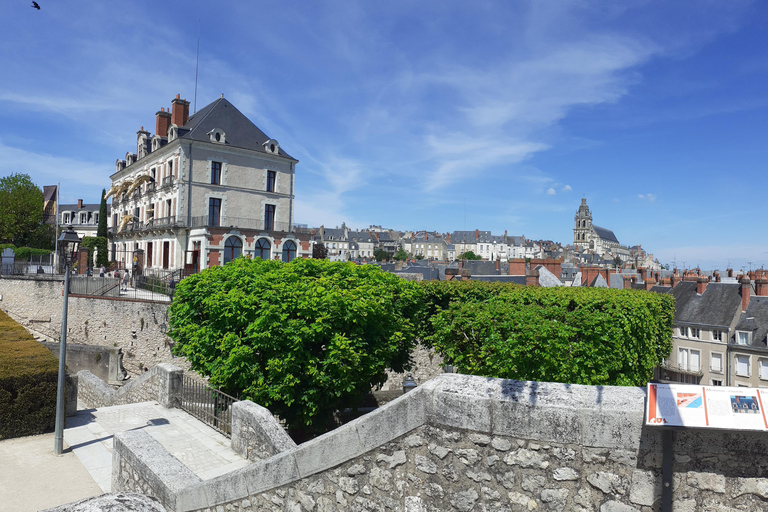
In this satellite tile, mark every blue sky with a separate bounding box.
[1,0,767,271]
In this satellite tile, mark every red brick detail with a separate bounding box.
[741,278,752,312]
[696,277,708,295]
[529,258,562,279]
[171,95,190,127]
[508,258,526,276]
[756,278,768,297]
[156,108,172,138]
[209,249,220,268]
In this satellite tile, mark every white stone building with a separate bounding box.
[108,94,310,273]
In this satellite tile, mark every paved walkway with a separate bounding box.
[64,401,250,492]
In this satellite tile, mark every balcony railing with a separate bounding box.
[189,215,291,232]
[161,176,175,189]
[659,359,703,377]
[115,215,292,234]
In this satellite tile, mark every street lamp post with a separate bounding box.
[54,226,81,455]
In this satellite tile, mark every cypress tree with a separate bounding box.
[97,189,108,238]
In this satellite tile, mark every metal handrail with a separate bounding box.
[180,375,237,437]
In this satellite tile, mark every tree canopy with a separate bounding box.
[168,258,423,434]
[0,174,52,249]
[97,189,108,239]
[458,250,482,260]
[393,249,408,261]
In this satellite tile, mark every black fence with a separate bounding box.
[0,254,57,276]
[180,375,238,437]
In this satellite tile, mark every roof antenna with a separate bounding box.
[193,21,200,114]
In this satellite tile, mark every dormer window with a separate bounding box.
[116,160,126,173]
[737,331,751,345]
[168,125,178,141]
[263,139,279,154]
[126,153,137,166]
[208,128,226,144]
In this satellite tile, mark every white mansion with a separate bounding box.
[108,94,311,273]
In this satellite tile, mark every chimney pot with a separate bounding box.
[741,277,752,312]
[696,277,707,295]
[77,199,83,208]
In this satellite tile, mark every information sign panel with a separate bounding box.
[646,383,768,430]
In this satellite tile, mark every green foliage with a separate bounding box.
[0,173,51,248]
[415,254,424,260]
[419,281,674,387]
[393,249,408,261]
[12,247,51,261]
[168,258,424,433]
[97,189,108,239]
[0,309,59,440]
[81,236,108,267]
[373,249,390,262]
[458,250,482,260]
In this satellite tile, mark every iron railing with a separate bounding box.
[180,375,238,437]
[161,176,175,189]
[189,215,291,232]
[0,254,56,276]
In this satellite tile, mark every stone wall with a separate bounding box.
[0,275,189,376]
[111,373,768,512]
[77,364,182,409]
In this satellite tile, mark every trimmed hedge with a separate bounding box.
[0,309,59,440]
[419,281,674,386]
[0,244,51,261]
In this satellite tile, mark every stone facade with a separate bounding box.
[110,374,768,512]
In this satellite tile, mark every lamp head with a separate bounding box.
[58,226,81,266]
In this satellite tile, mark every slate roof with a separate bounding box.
[593,225,619,244]
[321,228,347,241]
[667,282,744,329]
[734,297,768,349]
[179,97,296,160]
[462,260,500,276]
[60,203,107,213]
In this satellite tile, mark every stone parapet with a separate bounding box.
[77,363,182,409]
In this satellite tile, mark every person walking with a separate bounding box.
[99,264,105,277]
[122,270,130,291]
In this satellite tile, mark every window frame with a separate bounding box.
[710,351,724,374]
[223,236,243,265]
[254,238,271,260]
[737,331,751,345]
[264,204,276,231]
[266,170,276,193]
[759,358,768,381]
[735,354,751,377]
[282,240,297,263]
[211,161,222,185]
[208,198,221,227]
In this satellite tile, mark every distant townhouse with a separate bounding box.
[404,231,447,260]
[653,272,768,387]
[59,199,109,240]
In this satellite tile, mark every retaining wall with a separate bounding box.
[0,275,188,376]
[112,374,768,512]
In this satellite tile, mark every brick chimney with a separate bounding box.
[756,278,768,297]
[696,277,708,295]
[475,229,479,240]
[526,269,540,287]
[171,94,190,126]
[727,268,734,278]
[508,258,526,276]
[623,275,632,290]
[714,271,721,283]
[156,107,172,138]
[495,257,500,272]
[77,199,83,208]
[741,277,752,312]
[639,267,648,281]
[645,278,656,291]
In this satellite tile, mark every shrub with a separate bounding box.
[0,309,59,440]
[421,282,674,386]
[13,246,51,261]
[168,258,424,434]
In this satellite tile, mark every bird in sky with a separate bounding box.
[31,1,40,10]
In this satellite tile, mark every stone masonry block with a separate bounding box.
[431,374,495,433]
[113,429,204,511]
[240,450,301,496]
[294,420,363,478]
[356,381,434,453]
[492,380,579,444]
[231,400,296,461]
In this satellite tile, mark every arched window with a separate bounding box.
[223,236,242,264]
[282,240,297,262]
[255,238,271,260]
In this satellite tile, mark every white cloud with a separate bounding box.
[638,193,657,202]
[547,188,556,195]
[563,184,572,191]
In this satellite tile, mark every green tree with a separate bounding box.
[613,256,622,268]
[168,258,424,435]
[97,189,108,239]
[312,242,328,260]
[393,249,408,261]
[0,174,48,248]
[374,249,389,261]
[458,250,482,260]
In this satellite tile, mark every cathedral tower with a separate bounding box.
[574,198,592,246]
